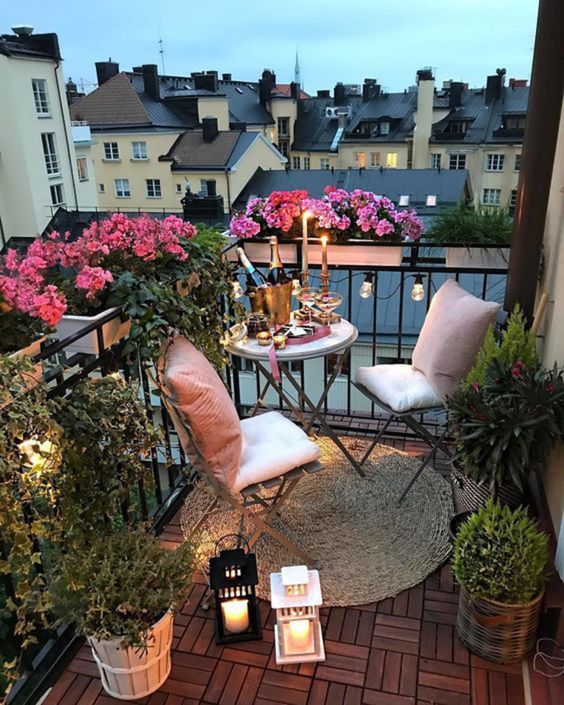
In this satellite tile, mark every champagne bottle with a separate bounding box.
[236,247,268,288]
[267,236,288,285]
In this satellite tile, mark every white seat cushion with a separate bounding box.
[355,364,443,414]
[235,411,320,492]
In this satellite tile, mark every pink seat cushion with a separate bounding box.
[163,336,242,491]
[412,279,500,398]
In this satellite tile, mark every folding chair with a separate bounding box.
[156,335,322,566]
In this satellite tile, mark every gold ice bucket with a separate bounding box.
[248,281,292,326]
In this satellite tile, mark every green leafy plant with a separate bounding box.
[0,310,46,355]
[453,500,549,604]
[50,529,194,647]
[426,204,513,246]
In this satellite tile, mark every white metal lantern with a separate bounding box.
[270,565,325,664]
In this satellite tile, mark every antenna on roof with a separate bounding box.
[158,34,166,75]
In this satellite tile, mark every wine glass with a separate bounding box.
[312,290,343,325]
[296,287,319,324]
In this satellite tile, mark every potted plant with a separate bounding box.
[50,529,195,699]
[229,187,423,267]
[425,204,512,270]
[453,500,549,663]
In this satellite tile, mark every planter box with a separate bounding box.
[451,467,524,512]
[88,610,173,700]
[227,238,403,267]
[54,307,130,355]
[9,337,45,387]
[446,247,509,270]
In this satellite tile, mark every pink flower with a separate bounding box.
[75,266,113,300]
[29,285,67,326]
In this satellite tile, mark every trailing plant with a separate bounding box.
[50,529,195,648]
[453,500,549,604]
[466,304,537,387]
[425,204,513,246]
[449,359,564,491]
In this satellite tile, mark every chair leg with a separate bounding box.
[396,425,449,505]
[359,415,395,467]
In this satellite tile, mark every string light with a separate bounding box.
[231,279,244,299]
[411,274,425,302]
[359,272,374,299]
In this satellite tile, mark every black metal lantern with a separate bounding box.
[209,535,262,644]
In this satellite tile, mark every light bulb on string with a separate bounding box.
[359,272,374,299]
[411,274,425,302]
[231,279,244,300]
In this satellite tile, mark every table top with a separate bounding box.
[225,319,359,362]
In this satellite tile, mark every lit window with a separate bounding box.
[98,183,105,193]
[146,179,162,198]
[292,156,301,169]
[370,152,381,167]
[483,188,501,206]
[103,142,120,160]
[486,154,505,172]
[32,79,50,115]
[386,152,398,168]
[320,157,330,170]
[76,157,88,182]
[175,183,182,193]
[114,178,131,198]
[303,156,310,170]
[449,153,466,170]
[514,154,521,171]
[41,133,59,175]
[355,152,366,168]
[50,183,65,206]
[380,121,390,135]
[399,195,410,206]
[430,153,441,169]
[426,195,437,207]
[131,141,148,160]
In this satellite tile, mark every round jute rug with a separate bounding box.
[180,438,453,607]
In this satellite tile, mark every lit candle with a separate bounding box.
[288,619,313,652]
[301,211,310,288]
[221,599,250,634]
[320,234,329,296]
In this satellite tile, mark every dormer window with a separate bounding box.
[502,115,526,130]
[380,121,390,135]
[444,121,469,134]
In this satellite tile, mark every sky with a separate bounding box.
[1,0,538,94]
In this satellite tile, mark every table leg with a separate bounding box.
[253,361,309,429]
[303,348,350,436]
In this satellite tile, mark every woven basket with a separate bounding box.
[451,467,524,512]
[457,586,543,663]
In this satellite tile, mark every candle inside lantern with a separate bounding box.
[221,599,250,634]
[287,619,313,652]
[320,234,329,296]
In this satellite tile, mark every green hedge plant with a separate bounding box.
[453,500,549,604]
[425,204,513,246]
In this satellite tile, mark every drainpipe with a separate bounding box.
[225,169,232,213]
[54,59,80,213]
[503,0,564,322]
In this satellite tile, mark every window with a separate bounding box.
[292,156,301,169]
[277,117,289,137]
[370,152,381,167]
[50,183,65,206]
[430,153,441,169]
[509,189,518,213]
[399,195,410,206]
[146,179,161,198]
[320,157,330,170]
[114,178,131,198]
[483,188,501,206]
[486,154,505,171]
[103,142,119,160]
[379,121,390,135]
[303,156,310,170]
[514,154,521,171]
[355,152,366,168]
[32,79,50,115]
[76,157,88,182]
[131,141,148,160]
[98,183,105,193]
[199,179,209,196]
[445,121,468,134]
[175,183,183,193]
[504,116,526,130]
[426,194,437,207]
[386,152,398,168]
[278,140,289,158]
[41,133,59,175]
[449,153,466,170]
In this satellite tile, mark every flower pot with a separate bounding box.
[446,247,509,270]
[54,307,130,355]
[9,337,45,387]
[448,511,475,544]
[451,467,524,512]
[88,610,173,700]
[457,586,543,663]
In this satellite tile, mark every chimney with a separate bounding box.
[416,68,434,82]
[412,68,435,169]
[334,82,346,105]
[290,81,298,100]
[449,81,464,108]
[362,78,381,103]
[132,66,143,73]
[258,69,276,105]
[206,179,217,197]
[485,68,506,103]
[317,89,330,98]
[222,72,232,81]
[95,60,119,86]
[509,78,528,88]
[193,71,219,92]
[142,64,160,101]
[202,116,219,142]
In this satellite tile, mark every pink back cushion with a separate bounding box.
[412,279,500,398]
[163,336,242,490]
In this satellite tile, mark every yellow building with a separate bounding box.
[0,27,97,243]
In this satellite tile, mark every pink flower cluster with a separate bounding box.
[229,188,423,242]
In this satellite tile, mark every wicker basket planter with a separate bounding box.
[457,586,543,663]
[451,467,524,512]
